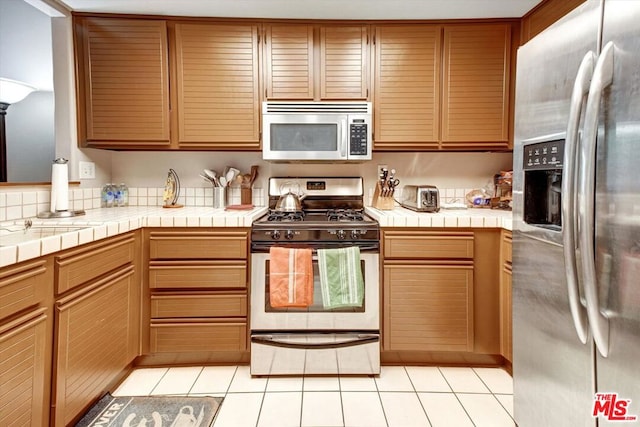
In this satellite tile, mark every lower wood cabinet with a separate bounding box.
[52,231,141,426]
[382,228,502,364]
[383,263,474,351]
[500,230,513,363]
[0,308,49,427]
[0,258,52,427]
[144,229,250,361]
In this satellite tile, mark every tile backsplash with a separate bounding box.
[0,186,266,221]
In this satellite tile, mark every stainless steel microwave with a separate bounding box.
[262,101,372,162]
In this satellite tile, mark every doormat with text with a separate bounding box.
[75,393,223,427]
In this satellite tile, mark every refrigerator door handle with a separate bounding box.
[578,41,614,358]
[562,51,596,345]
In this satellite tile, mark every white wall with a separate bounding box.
[112,150,513,197]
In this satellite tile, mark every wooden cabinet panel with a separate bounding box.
[383,264,474,352]
[151,293,247,318]
[149,231,248,259]
[320,25,369,99]
[75,17,170,147]
[264,24,315,99]
[0,309,48,427]
[0,259,47,321]
[501,264,513,362]
[374,25,441,148]
[384,230,474,259]
[521,0,586,44]
[175,22,260,148]
[150,322,247,352]
[441,24,511,148]
[56,234,136,295]
[149,261,247,290]
[53,266,137,426]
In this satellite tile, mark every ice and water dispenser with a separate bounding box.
[523,139,565,230]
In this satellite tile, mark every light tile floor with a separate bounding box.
[113,365,515,427]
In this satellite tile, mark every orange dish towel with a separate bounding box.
[269,247,314,308]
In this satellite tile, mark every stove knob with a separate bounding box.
[285,230,294,240]
[271,230,281,240]
[336,230,346,240]
[351,230,360,240]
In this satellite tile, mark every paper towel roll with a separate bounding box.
[50,158,69,212]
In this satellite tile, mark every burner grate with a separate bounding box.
[326,209,365,222]
[267,210,305,222]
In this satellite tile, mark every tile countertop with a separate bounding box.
[365,206,513,230]
[0,206,268,268]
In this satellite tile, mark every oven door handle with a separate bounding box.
[251,334,379,350]
[250,244,380,253]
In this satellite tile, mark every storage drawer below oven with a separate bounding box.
[250,332,380,376]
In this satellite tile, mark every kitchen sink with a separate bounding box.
[0,222,91,246]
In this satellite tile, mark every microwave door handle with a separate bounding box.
[340,119,348,158]
[578,41,614,358]
[562,50,595,345]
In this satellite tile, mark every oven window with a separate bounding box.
[270,124,338,151]
[265,259,366,313]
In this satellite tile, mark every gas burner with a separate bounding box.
[326,209,365,222]
[267,210,305,222]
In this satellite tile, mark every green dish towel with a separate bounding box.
[317,247,364,309]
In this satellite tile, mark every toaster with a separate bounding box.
[400,185,440,212]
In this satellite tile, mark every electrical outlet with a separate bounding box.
[79,161,95,179]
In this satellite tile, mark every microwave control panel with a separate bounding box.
[349,120,368,155]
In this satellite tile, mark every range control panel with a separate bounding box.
[523,139,564,170]
[349,121,368,155]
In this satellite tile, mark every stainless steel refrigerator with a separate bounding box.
[513,0,640,426]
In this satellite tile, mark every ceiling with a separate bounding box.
[54,0,544,20]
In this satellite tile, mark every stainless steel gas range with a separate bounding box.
[250,177,380,376]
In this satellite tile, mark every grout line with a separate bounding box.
[185,366,205,396]
[148,367,170,396]
[438,367,477,427]
[405,366,433,427]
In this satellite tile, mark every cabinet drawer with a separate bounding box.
[149,231,248,259]
[149,261,247,290]
[384,231,474,259]
[151,293,247,318]
[56,234,136,294]
[150,321,247,352]
[502,232,512,264]
[0,259,48,321]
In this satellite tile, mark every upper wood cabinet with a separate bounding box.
[75,17,171,148]
[441,24,511,149]
[373,22,513,151]
[373,25,441,149]
[263,23,370,100]
[174,22,261,149]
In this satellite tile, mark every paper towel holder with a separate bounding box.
[37,158,86,218]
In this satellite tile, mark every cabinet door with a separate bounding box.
[383,263,474,352]
[53,266,137,426]
[264,24,314,99]
[75,17,171,147]
[0,309,48,427]
[320,25,369,99]
[501,265,513,362]
[373,25,441,149]
[441,24,511,149]
[175,23,260,149]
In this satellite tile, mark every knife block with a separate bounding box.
[241,187,252,205]
[372,182,395,210]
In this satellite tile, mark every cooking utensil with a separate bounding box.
[204,169,220,186]
[219,176,227,187]
[226,167,240,186]
[250,165,259,187]
[275,181,306,212]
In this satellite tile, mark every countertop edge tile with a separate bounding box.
[0,206,268,267]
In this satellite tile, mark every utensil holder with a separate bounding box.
[241,187,252,205]
[213,187,226,209]
[372,182,395,210]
